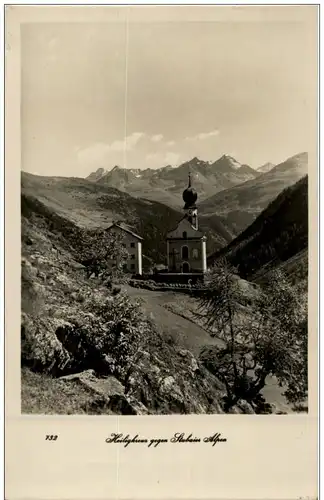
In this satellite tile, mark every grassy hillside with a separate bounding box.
[252,249,308,288]
[200,152,308,234]
[208,176,308,281]
[21,172,233,264]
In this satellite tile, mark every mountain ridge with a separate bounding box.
[200,152,308,235]
[207,175,308,282]
[85,154,260,208]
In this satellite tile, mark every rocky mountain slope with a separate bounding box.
[200,152,308,235]
[21,172,233,266]
[208,175,308,282]
[86,155,259,208]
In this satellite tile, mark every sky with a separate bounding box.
[21,7,317,176]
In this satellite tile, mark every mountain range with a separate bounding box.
[87,155,260,208]
[21,150,308,267]
[86,152,307,236]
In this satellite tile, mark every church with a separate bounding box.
[166,173,207,276]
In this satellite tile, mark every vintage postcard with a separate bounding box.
[5,4,318,500]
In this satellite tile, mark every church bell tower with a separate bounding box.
[182,172,198,230]
[166,170,207,276]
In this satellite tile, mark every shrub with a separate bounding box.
[58,291,147,382]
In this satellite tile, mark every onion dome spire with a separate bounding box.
[182,170,198,209]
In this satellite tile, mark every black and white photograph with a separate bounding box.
[20,5,316,416]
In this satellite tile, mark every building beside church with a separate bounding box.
[103,175,206,281]
[166,173,207,274]
[105,222,143,275]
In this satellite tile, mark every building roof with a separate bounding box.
[166,216,205,239]
[105,222,143,240]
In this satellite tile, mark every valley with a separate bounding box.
[21,196,302,415]
[21,150,309,416]
[21,172,233,265]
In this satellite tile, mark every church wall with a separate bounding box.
[167,238,204,273]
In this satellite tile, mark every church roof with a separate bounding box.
[166,216,204,239]
[105,222,143,240]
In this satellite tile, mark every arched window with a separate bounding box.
[182,246,189,259]
[192,248,199,259]
[182,231,187,239]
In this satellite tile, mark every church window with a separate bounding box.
[130,242,135,248]
[192,248,199,259]
[182,231,187,239]
[182,246,189,259]
[131,254,136,260]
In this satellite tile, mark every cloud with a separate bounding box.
[185,129,220,142]
[109,132,145,152]
[77,142,112,166]
[165,152,180,165]
[151,134,164,143]
[166,140,175,146]
[77,132,145,166]
[197,130,220,140]
[146,151,180,168]
[126,132,145,148]
[146,152,160,162]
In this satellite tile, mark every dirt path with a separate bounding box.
[125,285,223,356]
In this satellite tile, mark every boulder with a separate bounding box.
[228,399,255,414]
[176,348,200,375]
[227,406,242,414]
[158,375,185,411]
[60,370,125,398]
[109,395,150,415]
[60,370,151,415]
[236,399,255,414]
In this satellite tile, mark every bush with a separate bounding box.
[54,291,147,382]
